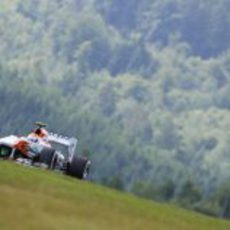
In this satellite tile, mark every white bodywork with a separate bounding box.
[48,132,77,161]
[0,135,19,147]
[0,132,78,161]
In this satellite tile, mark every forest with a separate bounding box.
[0,0,230,218]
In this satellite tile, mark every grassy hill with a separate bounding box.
[0,162,229,230]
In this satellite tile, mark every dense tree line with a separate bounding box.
[0,0,230,218]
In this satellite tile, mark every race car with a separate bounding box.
[0,122,91,179]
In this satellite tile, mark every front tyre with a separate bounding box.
[38,147,56,169]
[67,156,90,179]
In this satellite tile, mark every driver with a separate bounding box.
[27,122,49,144]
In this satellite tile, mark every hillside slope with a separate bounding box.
[0,162,229,230]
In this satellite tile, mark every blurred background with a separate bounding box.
[0,0,230,218]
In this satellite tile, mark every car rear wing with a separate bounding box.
[48,132,77,160]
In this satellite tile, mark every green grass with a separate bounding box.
[0,162,229,230]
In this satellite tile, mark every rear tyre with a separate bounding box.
[67,156,90,179]
[39,147,56,169]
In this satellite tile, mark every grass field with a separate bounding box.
[0,161,229,230]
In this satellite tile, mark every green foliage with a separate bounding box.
[132,179,175,202]
[175,180,202,207]
[0,0,230,218]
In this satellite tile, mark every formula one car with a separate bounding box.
[0,122,91,179]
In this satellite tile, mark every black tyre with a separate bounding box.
[39,147,56,169]
[67,156,90,179]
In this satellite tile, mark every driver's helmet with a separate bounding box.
[34,128,49,138]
